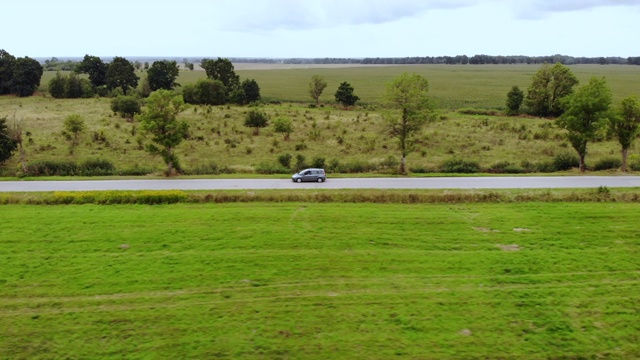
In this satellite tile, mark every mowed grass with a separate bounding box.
[1,202,639,358]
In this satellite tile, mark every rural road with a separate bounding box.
[1,176,640,192]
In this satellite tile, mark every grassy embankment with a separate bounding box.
[1,201,639,358]
[3,64,640,176]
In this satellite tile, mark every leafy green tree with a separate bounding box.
[64,72,84,98]
[0,116,18,165]
[505,85,524,115]
[134,61,142,72]
[557,77,612,172]
[309,75,327,105]
[106,56,139,95]
[138,74,151,98]
[63,114,85,153]
[273,117,293,140]
[244,110,269,135]
[384,73,434,174]
[526,62,578,117]
[75,55,107,88]
[241,79,261,104]
[334,81,359,107]
[140,90,189,175]
[111,96,142,121]
[0,49,16,95]
[144,61,149,70]
[200,58,239,91]
[609,96,640,171]
[182,79,226,105]
[147,60,180,91]
[48,72,66,98]
[11,57,43,97]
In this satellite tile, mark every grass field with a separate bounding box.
[1,201,639,358]
[38,64,640,108]
[1,95,638,177]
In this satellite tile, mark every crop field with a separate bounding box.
[1,201,639,358]
[39,64,640,108]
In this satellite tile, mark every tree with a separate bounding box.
[200,58,239,91]
[0,49,16,95]
[48,72,66,99]
[147,60,180,91]
[557,77,612,172]
[75,55,107,88]
[273,117,293,140]
[0,116,18,165]
[505,85,524,115]
[309,75,327,105]
[111,95,141,121]
[183,79,227,105]
[11,57,43,97]
[609,96,640,171]
[384,73,434,174]
[241,79,261,103]
[334,81,359,107]
[63,114,85,154]
[139,90,189,175]
[106,56,139,95]
[525,62,578,117]
[134,61,142,72]
[244,110,269,135]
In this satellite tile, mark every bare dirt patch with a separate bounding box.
[474,227,500,233]
[497,244,522,252]
[513,228,532,232]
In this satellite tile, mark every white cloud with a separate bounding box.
[510,0,640,19]
[215,0,477,31]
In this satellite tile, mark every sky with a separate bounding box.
[2,0,640,58]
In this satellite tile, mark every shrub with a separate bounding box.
[277,153,292,168]
[244,110,269,135]
[458,108,500,116]
[255,162,290,174]
[111,96,141,121]
[486,161,524,174]
[592,157,622,171]
[552,152,580,171]
[439,158,481,173]
[79,159,116,176]
[311,156,325,169]
[27,160,79,176]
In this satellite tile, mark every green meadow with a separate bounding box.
[39,64,640,108]
[1,201,639,358]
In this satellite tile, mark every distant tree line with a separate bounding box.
[228,55,639,66]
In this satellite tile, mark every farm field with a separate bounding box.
[38,64,640,108]
[1,201,639,358]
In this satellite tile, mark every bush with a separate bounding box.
[486,161,524,174]
[553,152,580,171]
[79,159,116,176]
[183,79,227,105]
[439,158,481,173]
[27,160,79,176]
[592,157,622,171]
[255,162,290,174]
[277,153,292,168]
[311,156,325,169]
[457,108,500,116]
[111,96,141,120]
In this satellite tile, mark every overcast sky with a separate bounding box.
[3,0,640,58]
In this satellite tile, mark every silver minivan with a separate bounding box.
[292,168,326,182]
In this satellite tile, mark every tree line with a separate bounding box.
[228,55,638,66]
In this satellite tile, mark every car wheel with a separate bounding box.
[296,178,302,183]
[317,177,324,183]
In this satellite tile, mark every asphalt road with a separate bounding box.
[1,176,640,192]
